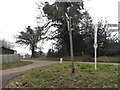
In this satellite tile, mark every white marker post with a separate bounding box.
[60,58,63,63]
[94,25,98,70]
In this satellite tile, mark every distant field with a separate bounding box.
[29,56,119,63]
[2,61,33,70]
[6,62,118,88]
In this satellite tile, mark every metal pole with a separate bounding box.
[69,17,74,73]
[65,13,74,73]
[118,21,120,43]
[94,47,97,70]
[94,25,98,70]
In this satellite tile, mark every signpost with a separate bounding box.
[107,24,118,27]
[93,23,118,70]
[94,25,98,70]
[118,22,120,43]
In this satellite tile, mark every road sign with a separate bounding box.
[106,24,118,33]
[109,29,118,32]
[107,24,118,27]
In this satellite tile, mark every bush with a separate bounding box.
[81,55,94,62]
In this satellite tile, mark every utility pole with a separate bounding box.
[65,13,75,73]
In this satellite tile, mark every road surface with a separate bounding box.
[1,60,58,88]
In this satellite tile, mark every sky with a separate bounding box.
[0,0,119,55]
[84,0,119,24]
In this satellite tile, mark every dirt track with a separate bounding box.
[1,60,58,88]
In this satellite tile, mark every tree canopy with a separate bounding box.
[36,1,119,57]
[16,26,44,57]
[0,39,14,49]
[37,1,94,57]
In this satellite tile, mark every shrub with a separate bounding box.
[81,55,94,62]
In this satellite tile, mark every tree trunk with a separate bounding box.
[31,46,35,58]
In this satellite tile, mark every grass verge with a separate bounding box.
[28,56,119,63]
[6,62,119,88]
[97,56,119,63]
[2,61,33,70]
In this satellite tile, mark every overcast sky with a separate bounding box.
[0,0,119,55]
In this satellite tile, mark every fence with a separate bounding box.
[0,54,21,64]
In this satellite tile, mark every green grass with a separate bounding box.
[97,56,119,63]
[29,56,119,63]
[7,63,119,88]
[2,61,33,70]
[63,56,81,61]
[63,56,119,63]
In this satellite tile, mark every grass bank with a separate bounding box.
[29,56,119,63]
[97,56,119,63]
[2,61,33,70]
[6,62,119,88]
